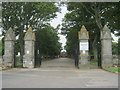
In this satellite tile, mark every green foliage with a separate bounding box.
[16,62,23,67]
[104,2,120,32]
[64,28,78,56]
[35,25,62,58]
[90,60,98,65]
[0,66,11,70]
[62,2,100,56]
[2,2,60,58]
[112,42,118,55]
[0,67,7,70]
[2,2,59,31]
[61,2,119,58]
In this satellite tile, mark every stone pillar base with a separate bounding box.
[79,55,90,69]
[23,55,35,68]
[3,55,14,67]
[80,55,89,64]
[102,55,113,67]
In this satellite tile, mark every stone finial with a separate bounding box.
[81,25,87,31]
[28,27,33,32]
[80,25,89,39]
[102,25,112,39]
[24,27,35,41]
[5,27,15,41]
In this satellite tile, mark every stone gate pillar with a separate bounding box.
[101,25,113,67]
[79,25,90,69]
[3,28,15,67]
[23,27,35,68]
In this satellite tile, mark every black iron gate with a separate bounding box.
[35,40,42,68]
[74,37,79,68]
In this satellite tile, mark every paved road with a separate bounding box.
[1,58,118,88]
[41,58,76,70]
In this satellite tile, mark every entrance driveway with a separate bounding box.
[2,58,118,88]
[41,58,75,70]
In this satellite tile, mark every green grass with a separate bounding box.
[16,62,23,67]
[104,67,120,72]
[90,60,98,65]
[0,67,8,70]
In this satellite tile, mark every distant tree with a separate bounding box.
[35,24,62,58]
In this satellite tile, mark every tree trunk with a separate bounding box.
[19,26,24,67]
[92,35,98,60]
[93,47,98,60]
[81,3,103,67]
[94,6,103,39]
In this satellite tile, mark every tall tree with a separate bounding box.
[61,2,119,59]
[35,24,62,58]
[2,2,59,62]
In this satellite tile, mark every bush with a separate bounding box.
[16,62,23,67]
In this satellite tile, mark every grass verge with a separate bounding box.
[90,60,98,65]
[0,65,11,70]
[103,67,120,72]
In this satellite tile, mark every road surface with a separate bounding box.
[1,58,118,88]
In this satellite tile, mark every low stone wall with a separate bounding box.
[113,55,118,65]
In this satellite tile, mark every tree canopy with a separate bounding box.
[35,24,62,58]
[61,2,119,59]
[2,2,61,60]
